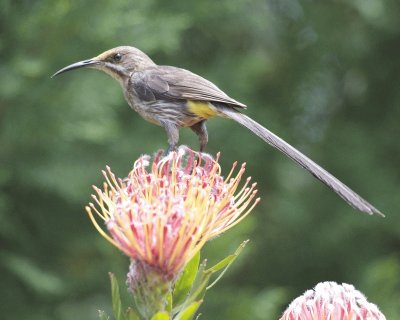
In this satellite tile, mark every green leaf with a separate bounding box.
[172,241,249,316]
[204,255,236,274]
[205,240,248,274]
[109,272,123,320]
[205,240,248,290]
[174,301,202,320]
[166,292,173,312]
[173,251,200,307]
[179,260,211,307]
[98,310,110,320]
[125,308,140,320]
[150,311,171,320]
[188,274,209,303]
[189,259,208,298]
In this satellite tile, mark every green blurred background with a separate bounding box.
[1,0,399,319]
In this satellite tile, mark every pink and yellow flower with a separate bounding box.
[86,146,259,278]
[280,281,386,320]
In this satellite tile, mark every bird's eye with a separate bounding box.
[113,53,122,62]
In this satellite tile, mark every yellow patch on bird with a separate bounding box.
[186,101,218,118]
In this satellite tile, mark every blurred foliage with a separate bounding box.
[1,0,399,319]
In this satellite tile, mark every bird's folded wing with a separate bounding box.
[130,66,246,108]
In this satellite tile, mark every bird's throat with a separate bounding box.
[101,63,130,84]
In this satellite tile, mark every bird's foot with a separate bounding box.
[165,144,177,156]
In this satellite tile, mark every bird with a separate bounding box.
[52,46,383,216]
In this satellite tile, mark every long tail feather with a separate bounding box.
[218,107,383,216]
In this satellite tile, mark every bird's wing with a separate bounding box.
[130,66,246,108]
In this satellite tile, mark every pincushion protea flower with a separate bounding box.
[280,281,386,320]
[86,146,259,278]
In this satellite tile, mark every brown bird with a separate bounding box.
[52,46,383,216]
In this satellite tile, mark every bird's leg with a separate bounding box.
[190,120,208,152]
[162,122,179,154]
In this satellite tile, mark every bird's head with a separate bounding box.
[52,46,155,83]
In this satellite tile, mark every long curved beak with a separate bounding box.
[51,58,101,78]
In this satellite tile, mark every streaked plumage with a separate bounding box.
[52,46,383,216]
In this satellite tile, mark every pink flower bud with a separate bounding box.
[280,281,386,320]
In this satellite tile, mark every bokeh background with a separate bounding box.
[1,0,399,319]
